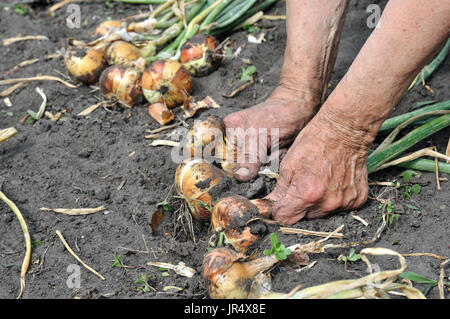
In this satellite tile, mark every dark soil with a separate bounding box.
[0,0,448,299]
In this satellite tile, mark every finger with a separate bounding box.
[271,193,309,225]
[265,161,293,201]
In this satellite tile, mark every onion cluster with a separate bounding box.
[65,18,225,117]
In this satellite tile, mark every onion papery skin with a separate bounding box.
[105,40,142,65]
[180,33,222,77]
[99,63,144,107]
[203,248,250,299]
[202,247,277,299]
[94,20,122,37]
[185,116,226,159]
[175,160,230,221]
[141,59,193,108]
[211,195,267,253]
[65,46,107,84]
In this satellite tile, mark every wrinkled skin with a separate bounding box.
[265,107,370,224]
[223,85,318,182]
[224,0,450,225]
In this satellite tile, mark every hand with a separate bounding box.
[266,108,370,225]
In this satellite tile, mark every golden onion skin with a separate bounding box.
[202,248,250,299]
[175,160,230,221]
[99,63,144,107]
[65,46,107,84]
[202,247,278,299]
[105,40,142,65]
[185,116,225,158]
[141,59,193,108]
[94,20,122,37]
[211,195,267,253]
[180,33,222,77]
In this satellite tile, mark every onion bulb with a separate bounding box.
[211,195,267,253]
[180,33,222,77]
[174,160,230,221]
[202,247,277,299]
[94,20,122,37]
[141,59,193,109]
[105,40,142,65]
[185,115,225,157]
[65,41,107,84]
[184,116,236,176]
[99,58,145,107]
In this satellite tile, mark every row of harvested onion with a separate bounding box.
[175,116,279,298]
[65,18,222,123]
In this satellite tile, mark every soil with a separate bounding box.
[0,0,448,300]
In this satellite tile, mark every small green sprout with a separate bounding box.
[156,199,171,212]
[15,5,28,15]
[339,248,361,263]
[237,66,257,82]
[244,24,260,33]
[263,233,291,261]
[134,274,153,293]
[112,253,127,268]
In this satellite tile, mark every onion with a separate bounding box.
[141,59,193,108]
[184,116,236,175]
[99,58,145,107]
[202,247,277,299]
[185,115,225,157]
[174,160,230,221]
[211,195,267,253]
[180,33,222,77]
[65,41,107,84]
[94,20,122,37]
[105,40,142,65]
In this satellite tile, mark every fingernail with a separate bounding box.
[235,167,250,179]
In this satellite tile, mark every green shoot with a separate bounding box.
[14,5,28,16]
[134,274,153,293]
[237,66,256,82]
[244,23,260,33]
[389,213,401,225]
[378,199,400,225]
[156,199,171,212]
[339,248,361,263]
[31,240,42,248]
[263,233,291,261]
[399,271,450,297]
[112,253,127,268]
[396,171,422,199]
[158,262,171,277]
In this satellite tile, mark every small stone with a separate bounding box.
[78,149,93,158]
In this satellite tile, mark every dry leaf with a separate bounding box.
[182,96,220,119]
[151,209,164,233]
